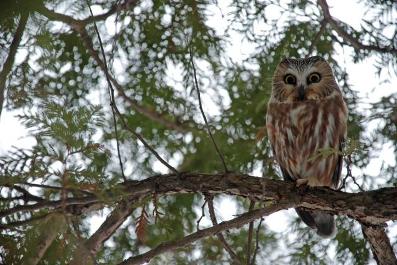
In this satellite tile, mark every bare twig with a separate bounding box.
[250,218,264,265]
[86,1,126,182]
[196,196,208,230]
[118,203,291,265]
[189,48,229,172]
[246,200,255,265]
[36,4,189,133]
[361,224,397,265]
[306,20,326,58]
[152,192,163,224]
[0,12,29,116]
[338,154,364,191]
[207,195,241,264]
[80,9,178,174]
[317,0,397,55]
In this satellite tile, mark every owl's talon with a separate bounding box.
[296,179,309,187]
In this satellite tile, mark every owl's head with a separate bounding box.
[271,56,339,102]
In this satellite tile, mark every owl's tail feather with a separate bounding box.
[296,208,336,238]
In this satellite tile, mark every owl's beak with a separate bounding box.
[297,85,305,101]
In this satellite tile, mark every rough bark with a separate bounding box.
[70,201,135,265]
[3,173,397,264]
[362,224,397,265]
[122,173,397,225]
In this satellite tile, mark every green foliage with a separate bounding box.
[0,0,396,264]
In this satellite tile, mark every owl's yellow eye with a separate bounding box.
[284,74,296,85]
[308,72,321,84]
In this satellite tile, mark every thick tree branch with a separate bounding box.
[118,203,291,265]
[2,173,397,264]
[3,174,397,227]
[121,173,397,225]
[317,0,397,55]
[0,12,29,116]
[361,224,397,265]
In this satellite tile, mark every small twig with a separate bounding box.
[338,154,364,191]
[207,195,241,264]
[87,1,126,182]
[152,192,163,224]
[85,2,178,174]
[250,218,264,265]
[189,47,229,173]
[246,200,255,265]
[306,20,326,58]
[196,197,208,230]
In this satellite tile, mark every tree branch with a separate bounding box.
[2,173,397,264]
[361,224,397,265]
[3,173,397,227]
[250,218,264,265]
[118,203,291,265]
[246,200,255,265]
[36,0,136,28]
[70,200,135,265]
[121,173,397,225]
[317,0,397,55]
[306,20,326,58]
[21,214,67,265]
[207,195,241,264]
[0,12,29,116]
[35,4,190,133]
[78,25,178,173]
[189,48,229,172]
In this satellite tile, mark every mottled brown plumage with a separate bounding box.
[266,56,348,237]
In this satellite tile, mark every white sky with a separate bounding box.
[0,0,396,262]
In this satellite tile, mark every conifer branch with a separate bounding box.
[317,0,397,55]
[0,12,29,117]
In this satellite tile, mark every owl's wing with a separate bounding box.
[273,150,318,230]
[275,139,344,233]
[331,138,345,188]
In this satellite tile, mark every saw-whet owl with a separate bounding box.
[266,56,348,238]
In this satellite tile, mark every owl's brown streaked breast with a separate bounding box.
[266,94,348,187]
